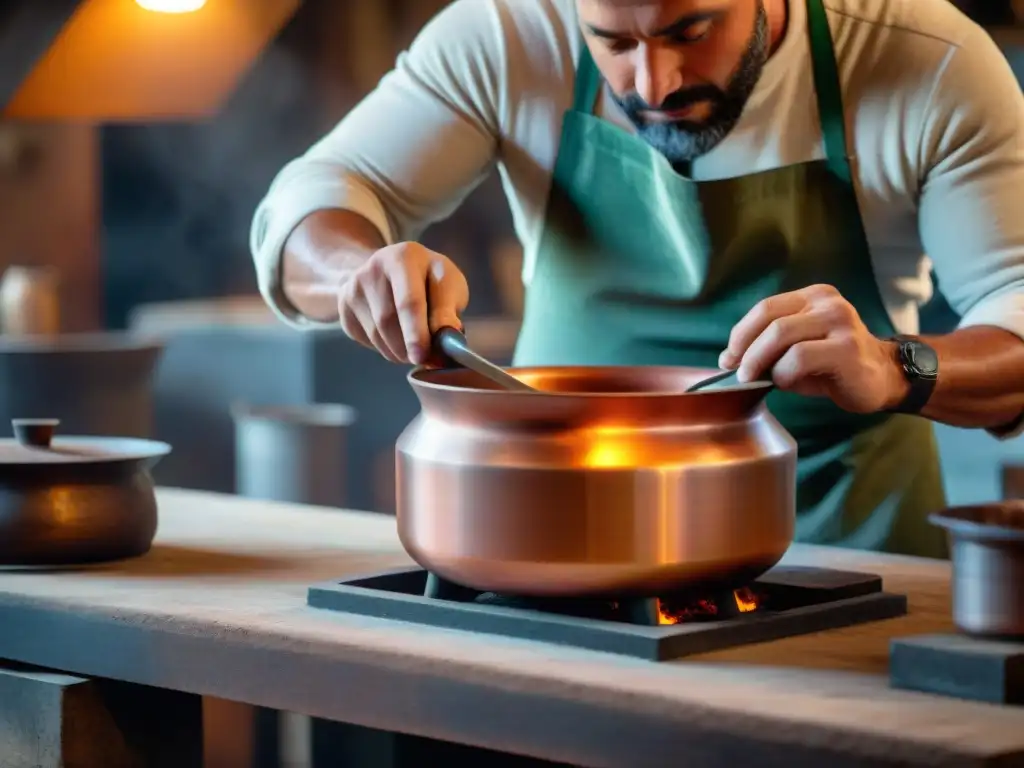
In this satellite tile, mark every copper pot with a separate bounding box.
[396,366,797,598]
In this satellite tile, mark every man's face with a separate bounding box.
[577,0,769,163]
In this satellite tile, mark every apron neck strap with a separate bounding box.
[805,0,851,181]
[571,0,852,181]
[573,44,603,114]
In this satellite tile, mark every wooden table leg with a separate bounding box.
[202,697,285,768]
[1001,463,1024,500]
[0,660,202,768]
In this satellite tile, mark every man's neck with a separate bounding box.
[766,0,790,56]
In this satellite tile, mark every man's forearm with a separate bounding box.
[281,209,387,322]
[884,326,1024,430]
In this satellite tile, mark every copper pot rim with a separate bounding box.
[408,365,774,400]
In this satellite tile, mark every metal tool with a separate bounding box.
[432,326,535,392]
[686,367,776,393]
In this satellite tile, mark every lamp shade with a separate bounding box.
[136,0,208,11]
[3,0,301,121]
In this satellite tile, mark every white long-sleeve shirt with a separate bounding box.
[251,0,1024,347]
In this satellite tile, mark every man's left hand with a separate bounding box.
[718,284,908,414]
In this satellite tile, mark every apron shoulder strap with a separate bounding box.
[572,43,602,114]
[805,0,852,182]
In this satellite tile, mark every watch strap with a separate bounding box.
[889,335,938,415]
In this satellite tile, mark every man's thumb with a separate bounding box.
[426,259,467,332]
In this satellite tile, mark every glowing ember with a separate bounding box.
[734,587,758,613]
[657,588,761,625]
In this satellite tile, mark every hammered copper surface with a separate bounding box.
[0,474,160,566]
[396,366,797,597]
[0,419,170,566]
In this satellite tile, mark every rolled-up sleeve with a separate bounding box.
[250,0,506,327]
[917,28,1024,339]
[915,27,1024,437]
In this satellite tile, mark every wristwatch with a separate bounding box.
[889,335,939,415]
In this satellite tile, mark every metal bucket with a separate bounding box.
[0,333,164,438]
[232,402,357,507]
[930,503,1024,637]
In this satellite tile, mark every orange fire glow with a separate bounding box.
[657,587,760,625]
[734,587,759,613]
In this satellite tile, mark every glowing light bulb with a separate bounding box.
[136,0,207,12]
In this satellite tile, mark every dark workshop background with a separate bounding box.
[0,0,1022,513]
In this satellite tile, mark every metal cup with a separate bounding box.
[231,402,357,508]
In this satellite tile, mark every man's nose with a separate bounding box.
[634,45,683,108]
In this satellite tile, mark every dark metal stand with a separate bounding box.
[309,566,909,662]
[624,597,661,627]
[427,574,664,628]
[424,571,480,602]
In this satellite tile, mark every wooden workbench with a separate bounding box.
[0,488,1020,767]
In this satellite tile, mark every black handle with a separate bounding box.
[434,325,471,364]
[431,326,535,392]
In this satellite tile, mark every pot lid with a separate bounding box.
[0,418,171,464]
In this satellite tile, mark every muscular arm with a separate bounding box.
[280,210,386,323]
[885,328,1024,431]
[249,0,506,327]
[907,27,1024,433]
[727,27,1024,430]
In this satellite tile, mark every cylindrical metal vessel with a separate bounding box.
[0,333,164,439]
[930,503,1024,637]
[397,366,797,597]
[233,403,357,507]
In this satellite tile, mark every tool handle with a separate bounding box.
[432,326,535,392]
[434,326,472,364]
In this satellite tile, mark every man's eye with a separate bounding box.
[606,38,638,54]
[672,20,714,43]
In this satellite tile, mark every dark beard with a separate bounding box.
[611,3,771,163]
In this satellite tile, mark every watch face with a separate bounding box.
[906,341,939,378]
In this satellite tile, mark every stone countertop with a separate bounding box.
[0,488,1020,767]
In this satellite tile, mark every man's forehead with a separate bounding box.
[577,0,733,13]
[577,0,735,31]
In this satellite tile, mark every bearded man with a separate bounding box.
[251,0,1024,558]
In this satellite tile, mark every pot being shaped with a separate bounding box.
[397,366,797,598]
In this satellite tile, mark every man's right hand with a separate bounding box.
[336,241,469,365]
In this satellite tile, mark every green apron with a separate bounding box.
[513,0,949,559]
